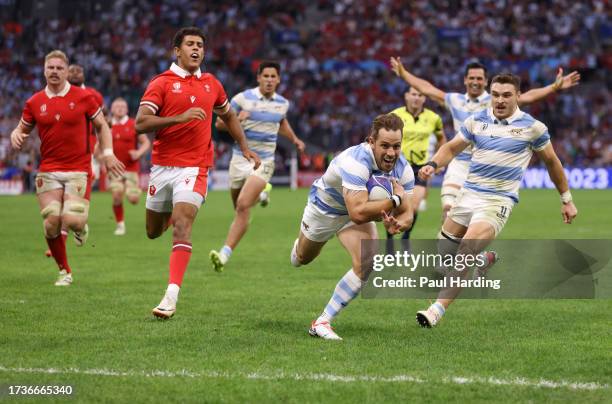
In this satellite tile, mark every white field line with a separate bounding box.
[0,366,608,391]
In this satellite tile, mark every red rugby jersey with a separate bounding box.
[140,63,229,168]
[111,116,139,172]
[21,83,102,172]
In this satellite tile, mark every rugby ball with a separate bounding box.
[366,175,393,201]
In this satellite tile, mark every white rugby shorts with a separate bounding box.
[229,154,275,189]
[145,165,209,212]
[448,188,513,236]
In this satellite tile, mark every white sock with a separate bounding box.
[430,301,445,317]
[220,245,232,264]
[317,269,363,324]
[166,283,180,303]
[290,239,301,267]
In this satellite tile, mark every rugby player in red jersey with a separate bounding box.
[11,50,124,286]
[135,27,260,319]
[109,97,150,235]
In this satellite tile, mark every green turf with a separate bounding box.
[0,188,610,403]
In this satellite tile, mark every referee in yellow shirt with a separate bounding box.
[389,86,446,239]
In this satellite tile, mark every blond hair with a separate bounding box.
[44,50,69,65]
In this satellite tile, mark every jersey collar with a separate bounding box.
[45,82,71,98]
[111,116,129,125]
[466,91,489,103]
[170,62,202,79]
[253,86,278,101]
[488,106,523,124]
[365,143,380,171]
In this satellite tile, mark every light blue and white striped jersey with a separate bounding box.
[444,91,491,161]
[230,87,290,161]
[309,143,415,216]
[459,108,551,203]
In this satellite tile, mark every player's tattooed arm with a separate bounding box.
[343,188,394,224]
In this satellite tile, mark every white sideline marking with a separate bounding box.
[0,366,607,391]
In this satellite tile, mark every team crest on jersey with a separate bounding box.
[510,128,524,136]
[69,102,75,110]
[55,114,61,121]
[204,84,210,93]
[149,184,156,196]
[40,104,47,112]
[190,96,196,104]
[172,82,182,93]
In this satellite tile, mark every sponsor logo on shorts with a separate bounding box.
[302,221,310,231]
[36,178,43,188]
[185,178,191,185]
[149,184,156,196]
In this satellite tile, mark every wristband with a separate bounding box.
[425,160,438,170]
[390,194,402,209]
[102,148,114,157]
[560,191,572,204]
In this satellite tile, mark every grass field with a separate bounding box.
[1,188,610,403]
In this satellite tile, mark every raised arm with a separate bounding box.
[518,68,581,106]
[343,188,395,225]
[535,143,578,224]
[390,57,446,106]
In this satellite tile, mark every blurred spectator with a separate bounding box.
[0,0,609,179]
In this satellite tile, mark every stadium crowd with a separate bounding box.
[0,0,610,185]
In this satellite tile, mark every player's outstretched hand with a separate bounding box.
[243,148,261,170]
[561,201,578,224]
[10,130,28,150]
[104,154,126,178]
[382,211,401,235]
[389,57,406,78]
[418,165,434,181]
[554,67,581,91]
[177,107,207,123]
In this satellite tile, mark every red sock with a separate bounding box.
[168,241,192,286]
[46,234,71,273]
[113,203,124,223]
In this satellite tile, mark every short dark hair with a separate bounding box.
[490,73,521,92]
[173,27,206,48]
[257,60,281,75]
[464,62,487,77]
[369,113,404,140]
